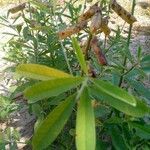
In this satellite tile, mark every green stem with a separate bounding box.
[118,0,136,87]
[53,10,73,75]
[76,77,88,101]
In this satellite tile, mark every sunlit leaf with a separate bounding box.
[89,85,149,117]
[92,79,136,106]
[32,94,76,150]
[25,77,83,103]
[72,37,88,74]
[76,88,96,150]
[16,64,72,80]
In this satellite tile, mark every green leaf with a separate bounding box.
[112,73,121,86]
[141,55,150,73]
[96,140,108,150]
[141,66,150,73]
[25,77,83,103]
[137,46,142,62]
[32,94,76,150]
[89,85,149,117]
[105,116,123,124]
[109,126,128,150]
[141,55,150,63]
[30,0,50,13]
[76,88,96,150]
[125,68,146,79]
[72,37,88,74]
[129,122,150,139]
[122,46,133,63]
[125,78,150,100]
[16,64,72,80]
[92,79,136,106]
[94,105,110,118]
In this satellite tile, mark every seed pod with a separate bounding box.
[25,6,37,14]
[92,17,111,36]
[90,9,102,33]
[58,21,87,39]
[78,2,100,22]
[110,0,136,24]
[100,17,111,36]
[88,64,97,78]
[10,12,22,19]
[90,36,107,66]
[8,3,26,14]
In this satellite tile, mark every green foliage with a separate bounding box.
[141,55,150,73]
[32,94,76,150]
[90,86,149,117]
[16,64,72,80]
[72,37,88,75]
[24,77,83,103]
[0,95,18,120]
[109,126,128,150]
[129,122,150,139]
[0,127,21,149]
[1,0,150,149]
[16,64,149,149]
[76,88,95,150]
[92,79,136,106]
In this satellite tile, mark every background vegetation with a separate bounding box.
[0,0,150,149]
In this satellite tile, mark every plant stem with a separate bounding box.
[76,77,88,101]
[118,0,136,87]
[84,33,92,60]
[83,0,87,13]
[53,9,73,75]
[121,63,138,76]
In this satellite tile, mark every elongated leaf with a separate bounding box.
[109,126,128,150]
[141,55,150,63]
[137,46,142,62]
[125,78,150,100]
[76,88,96,150]
[89,85,149,117]
[25,77,83,103]
[141,55,150,73]
[16,64,72,80]
[141,66,150,73]
[129,122,150,139]
[32,94,76,150]
[72,37,88,74]
[125,68,146,79]
[92,79,136,106]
